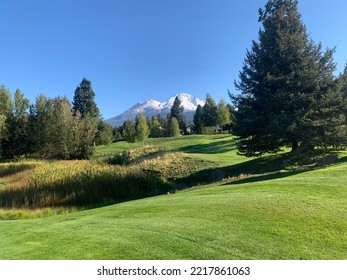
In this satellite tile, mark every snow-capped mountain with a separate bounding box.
[106,93,205,127]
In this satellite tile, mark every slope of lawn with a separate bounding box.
[95,134,241,163]
[0,135,346,259]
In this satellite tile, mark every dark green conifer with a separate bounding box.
[170,96,186,131]
[232,0,344,156]
[72,77,100,118]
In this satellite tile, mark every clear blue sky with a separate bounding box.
[1,0,346,119]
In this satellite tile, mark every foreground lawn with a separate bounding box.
[0,160,346,259]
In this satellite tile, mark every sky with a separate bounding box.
[1,0,347,119]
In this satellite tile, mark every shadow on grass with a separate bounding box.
[227,154,347,186]
[223,169,311,186]
[337,155,347,164]
[0,163,36,177]
[177,137,237,154]
[173,151,338,188]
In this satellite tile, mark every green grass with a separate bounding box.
[95,135,241,162]
[0,135,346,259]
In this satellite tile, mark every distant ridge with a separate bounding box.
[106,93,205,127]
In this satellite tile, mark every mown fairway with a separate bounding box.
[0,135,346,259]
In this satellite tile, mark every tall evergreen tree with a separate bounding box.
[231,0,344,156]
[170,96,186,131]
[193,104,203,134]
[95,121,114,145]
[202,93,218,127]
[123,120,136,143]
[72,77,100,118]
[149,115,162,138]
[72,77,100,148]
[339,64,347,137]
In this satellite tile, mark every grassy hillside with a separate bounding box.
[0,135,346,259]
[95,134,242,163]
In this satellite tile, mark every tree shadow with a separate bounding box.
[223,168,311,186]
[177,137,237,154]
[174,152,346,189]
[225,154,347,186]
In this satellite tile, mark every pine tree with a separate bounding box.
[95,121,114,145]
[72,77,100,118]
[232,0,344,156]
[72,77,100,149]
[202,93,218,127]
[170,96,186,131]
[339,64,347,137]
[149,115,162,138]
[123,120,136,143]
[193,104,203,134]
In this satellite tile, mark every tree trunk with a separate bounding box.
[291,140,299,152]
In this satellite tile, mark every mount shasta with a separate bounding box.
[106,93,205,127]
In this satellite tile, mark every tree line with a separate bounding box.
[0,76,234,159]
[114,94,235,144]
[0,78,113,159]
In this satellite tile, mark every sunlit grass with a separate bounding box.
[0,161,345,259]
[0,135,346,259]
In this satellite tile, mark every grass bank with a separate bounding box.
[0,161,345,259]
[0,135,346,259]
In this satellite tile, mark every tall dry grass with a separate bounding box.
[0,160,42,177]
[0,160,168,208]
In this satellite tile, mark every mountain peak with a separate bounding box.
[106,93,205,127]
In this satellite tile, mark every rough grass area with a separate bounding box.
[0,207,78,220]
[0,159,42,177]
[0,161,345,259]
[0,135,346,259]
[0,160,168,208]
[103,145,219,182]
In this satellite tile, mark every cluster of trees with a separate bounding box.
[193,94,234,134]
[231,0,347,157]
[118,97,186,144]
[116,94,235,144]
[0,78,112,159]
